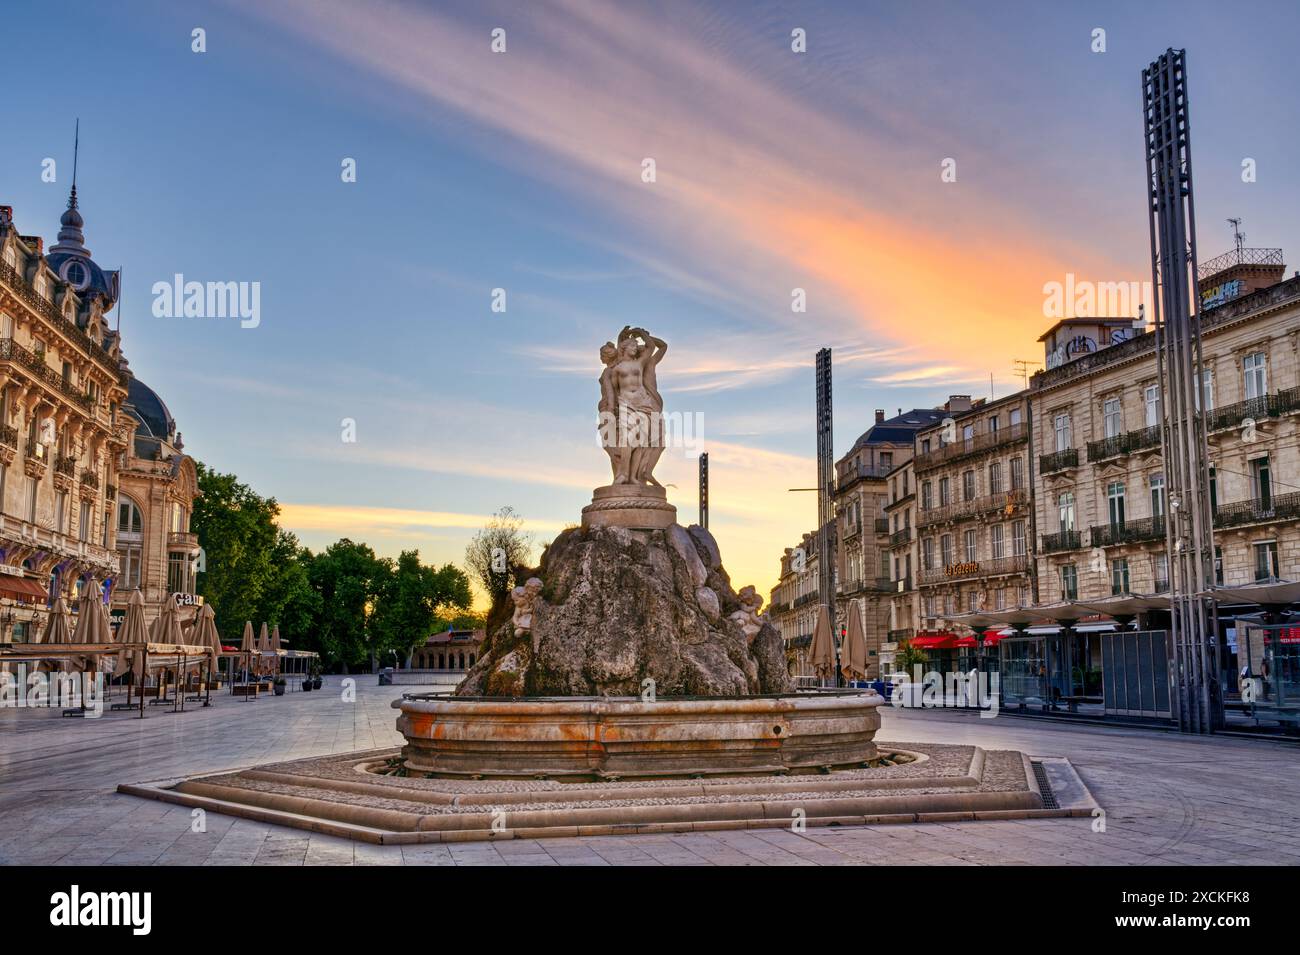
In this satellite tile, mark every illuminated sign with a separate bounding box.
[945,561,980,578]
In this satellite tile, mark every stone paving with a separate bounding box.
[1,679,1298,865]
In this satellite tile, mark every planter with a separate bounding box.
[312,677,322,690]
[273,682,286,697]
[301,680,313,692]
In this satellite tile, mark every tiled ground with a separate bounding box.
[2,679,1298,865]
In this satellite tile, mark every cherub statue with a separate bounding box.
[728,585,766,643]
[511,577,544,652]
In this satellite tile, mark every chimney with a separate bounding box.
[946,395,972,413]
[874,409,885,424]
[21,235,42,255]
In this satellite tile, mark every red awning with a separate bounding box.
[912,633,960,649]
[0,575,48,602]
[982,629,1007,646]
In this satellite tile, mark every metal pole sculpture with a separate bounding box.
[815,348,839,686]
[698,452,709,530]
[1142,48,1222,733]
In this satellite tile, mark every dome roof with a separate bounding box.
[125,376,176,441]
[44,186,118,305]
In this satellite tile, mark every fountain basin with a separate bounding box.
[392,689,883,779]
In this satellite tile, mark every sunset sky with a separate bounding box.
[3,0,1297,606]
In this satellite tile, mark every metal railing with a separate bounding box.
[1086,425,1161,462]
[837,461,893,491]
[1090,516,1166,547]
[54,455,77,477]
[912,422,1026,471]
[1039,448,1078,474]
[0,259,125,382]
[1196,246,1284,281]
[0,425,15,449]
[1206,394,1279,433]
[0,338,95,409]
[1213,492,1300,530]
[920,554,1028,584]
[890,527,911,547]
[873,518,889,534]
[1040,530,1082,554]
[917,488,1027,527]
[887,628,914,642]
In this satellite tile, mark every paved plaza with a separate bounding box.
[1,680,1298,866]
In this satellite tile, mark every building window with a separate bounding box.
[1012,520,1026,556]
[991,524,1005,559]
[1057,491,1075,534]
[966,590,978,612]
[921,480,932,510]
[1198,369,1214,411]
[1053,413,1071,452]
[1060,564,1079,601]
[989,415,1000,434]
[55,492,66,534]
[962,424,974,442]
[1214,545,1224,585]
[78,500,91,543]
[1143,384,1161,427]
[1250,456,1271,508]
[119,545,142,590]
[1209,465,1218,512]
[962,469,976,502]
[940,534,953,567]
[922,538,934,571]
[1107,481,1126,528]
[1153,553,1169,593]
[118,498,143,536]
[25,476,37,523]
[924,595,936,618]
[939,477,951,506]
[1254,541,1279,581]
[921,438,931,455]
[964,529,977,562]
[1010,408,1022,427]
[1103,397,1122,438]
[880,452,893,471]
[1149,473,1165,519]
[1010,456,1024,490]
[1111,557,1130,595]
[167,552,194,595]
[994,587,1006,610]
[989,461,1002,495]
[944,593,956,617]
[1243,351,1267,400]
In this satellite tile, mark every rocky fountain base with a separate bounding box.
[388,520,888,780]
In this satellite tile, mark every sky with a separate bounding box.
[2,0,1297,607]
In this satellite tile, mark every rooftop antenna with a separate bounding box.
[1228,217,1245,256]
[1012,359,1041,389]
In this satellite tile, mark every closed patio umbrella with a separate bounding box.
[840,598,869,683]
[194,604,222,661]
[149,597,184,646]
[239,620,254,677]
[72,579,113,675]
[38,597,76,673]
[113,590,150,678]
[257,622,271,676]
[808,604,836,681]
[270,624,282,674]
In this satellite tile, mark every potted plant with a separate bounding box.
[310,662,323,690]
[273,675,286,697]
[301,673,313,692]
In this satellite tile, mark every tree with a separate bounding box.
[370,550,472,665]
[191,463,285,643]
[464,506,535,611]
[308,539,388,672]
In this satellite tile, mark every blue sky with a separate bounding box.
[3,0,1297,601]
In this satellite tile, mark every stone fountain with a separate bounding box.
[394,326,884,779]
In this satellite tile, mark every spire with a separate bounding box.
[51,119,89,258]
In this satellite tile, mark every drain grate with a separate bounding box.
[1031,761,1059,809]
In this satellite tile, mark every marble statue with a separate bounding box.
[598,326,667,486]
[511,577,544,652]
[729,585,766,644]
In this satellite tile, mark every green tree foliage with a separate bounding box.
[307,539,388,672]
[464,505,534,615]
[370,550,473,664]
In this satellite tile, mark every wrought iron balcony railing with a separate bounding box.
[1206,395,1279,433]
[1213,492,1300,530]
[1039,448,1079,474]
[917,488,1027,527]
[912,422,1027,472]
[0,259,125,382]
[1090,516,1166,547]
[0,338,95,409]
[890,527,911,548]
[1040,530,1082,554]
[1086,425,1161,462]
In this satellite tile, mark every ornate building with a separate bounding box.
[768,529,820,685]
[0,188,199,641]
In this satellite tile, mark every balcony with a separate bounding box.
[917,488,1028,528]
[79,469,98,490]
[837,461,892,492]
[0,337,95,410]
[1039,449,1078,474]
[0,424,15,466]
[1206,395,1279,433]
[1090,516,1166,547]
[912,422,1026,472]
[1040,530,1082,554]
[887,628,914,642]
[1214,492,1300,530]
[890,527,911,548]
[22,440,47,479]
[842,520,862,539]
[873,518,889,535]
[920,554,1029,584]
[52,454,77,492]
[1086,425,1161,462]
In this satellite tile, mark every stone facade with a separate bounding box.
[0,196,199,640]
[1031,272,1300,601]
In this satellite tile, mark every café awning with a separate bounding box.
[0,575,48,601]
[912,633,960,649]
[1214,579,1300,608]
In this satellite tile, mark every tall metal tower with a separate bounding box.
[1142,48,1222,733]
[815,348,838,684]
[698,452,709,530]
